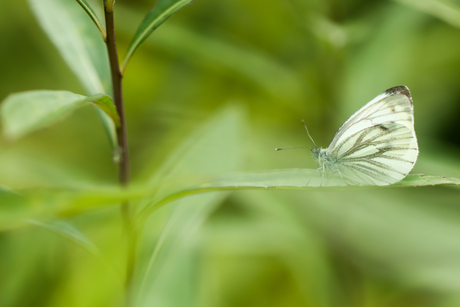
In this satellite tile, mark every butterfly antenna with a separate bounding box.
[302,120,317,147]
[275,146,312,151]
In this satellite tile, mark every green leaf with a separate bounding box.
[394,0,460,28]
[117,7,304,101]
[28,0,110,95]
[24,218,100,255]
[136,173,460,221]
[22,218,122,285]
[1,90,120,140]
[133,105,244,223]
[121,0,194,72]
[211,172,460,189]
[89,94,121,127]
[133,106,244,305]
[0,173,458,230]
[75,0,107,40]
[0,188,28,230]
[28,0,116,147]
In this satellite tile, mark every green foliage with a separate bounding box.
[121,0,195,72]
[1,0,460,306]
[75,0,106,40]
[28,0,116,146]
[1,91,119,139]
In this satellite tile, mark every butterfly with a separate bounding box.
[276,86,419,186]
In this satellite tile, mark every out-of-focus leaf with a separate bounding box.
[121,0,195,72]
[132,105,244,306]
[1,91,120,139]
[118,7,304,101]
[22,218,123,287]
[284,186,460,293]
[201,191,334,307]
[24,218,100,255]
[133,105,245,225]
[28,0,116,147]
[341,5,424,120]
[0,188,28,230]
[0,186,142,231]
[134,193,228,307]
[75,0,106,40]
[394,0,460,28]
[28,0,110,95]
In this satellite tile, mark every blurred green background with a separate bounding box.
[2,0,460,306]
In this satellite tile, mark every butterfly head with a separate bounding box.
[310,147,321,161]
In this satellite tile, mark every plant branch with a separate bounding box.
[103,1,130,191]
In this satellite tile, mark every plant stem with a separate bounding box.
[103,1,133,304]
[103,2,129,189]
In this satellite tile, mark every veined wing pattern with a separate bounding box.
[327,86,418,186]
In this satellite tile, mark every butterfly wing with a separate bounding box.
[327,86,418,186]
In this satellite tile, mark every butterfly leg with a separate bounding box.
[307,167,321,186]
[320,163,325,187]
[336,169,350,186]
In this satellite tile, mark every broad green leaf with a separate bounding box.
[75,0,106,40]
[28,0,116,147]
[121,0,195,72]
[1,90,120,140]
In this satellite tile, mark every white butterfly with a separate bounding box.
[277,86,419,186]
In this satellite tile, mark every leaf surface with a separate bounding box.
[1,90,119,139]
[75,0,106,40]
[121,0,194,72]
[28,0,116,146]
[0,173,458,230]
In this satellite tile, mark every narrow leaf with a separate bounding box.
[75,0,107,40]
[133,106,244,305]
[121,0,194,72]
[0,174,458,229]
[117,7,304,101]
[24,218,100,255]
[137,173,460,220]
[206,172,460,189]
[1,90,120,139]
[88,94,121,127]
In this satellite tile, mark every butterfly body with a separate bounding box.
[311,147,340,173]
